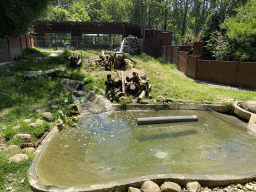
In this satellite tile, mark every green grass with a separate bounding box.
[131,54,256,104]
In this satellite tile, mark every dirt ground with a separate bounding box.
[82,57,146,79]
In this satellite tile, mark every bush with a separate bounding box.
[3,127,17,140]
[205,31,231,61]
[221,0,256,61]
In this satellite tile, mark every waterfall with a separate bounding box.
[116,39,125,53]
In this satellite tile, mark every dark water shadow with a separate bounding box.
[137,129,198,142]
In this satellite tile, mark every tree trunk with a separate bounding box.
[164,0,168,30]
[181,0,189,37]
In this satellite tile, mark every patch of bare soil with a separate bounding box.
[82,56,146,79]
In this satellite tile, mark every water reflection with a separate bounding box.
[137,129,198,142]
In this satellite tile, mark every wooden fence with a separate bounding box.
[177,51,256,89]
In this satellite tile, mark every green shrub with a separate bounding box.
[3,127,17,140]
[32,123,49,138]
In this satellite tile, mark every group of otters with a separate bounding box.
[105,72,152,102]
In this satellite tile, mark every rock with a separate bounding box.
[6,186,13,191]
[4,145,19,152]
[236,184,243,189]
[141,73,147,80]
[73,91,85,97]
[27,114,34,118]
[245,183,255,191]
[36,119,44,124]
[160,181,181,192]
[48,98,60,104]
[20,143,34,148]
[119,96,127,102]
[140,99,149,104]
[157,95,167,102]
[8,154,28,163]
[23,119,31,123]
[186,182,202,192]
[141,180,161,192]
[35,108,46,114]
[67,104,78,111]
[128,187,141,192]
[224,98,235,103]
[239,101,256,113]
[51,105,58,109]
[57,123,65,131]
[13,125,21,130]
[22,147,35,153]
[42,112,54,120]
[29,123,38,129]
[0,143,5,150]
[14,134,31,141]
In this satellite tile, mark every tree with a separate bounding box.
[0,0,53,37]
[68,2,90,21]
[221,0,256,61]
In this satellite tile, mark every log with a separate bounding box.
[137,115,198,125]
[138,90,146,100]
[124,54,137,63]
[121,71,125,93]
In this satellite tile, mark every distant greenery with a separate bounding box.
[221,0,256,61]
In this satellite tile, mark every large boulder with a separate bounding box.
[141,181,161,192]
[239,101,256,113]
[14,134,31,141]
[8,154,28,163]
[160,181,181,192]
[186,182,201,192]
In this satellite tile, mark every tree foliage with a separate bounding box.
[221,0,256,61]
[0,0,53,37]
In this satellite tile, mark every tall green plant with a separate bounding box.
[205,31,231,61]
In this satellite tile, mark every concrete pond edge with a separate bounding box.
[29,90,256,192]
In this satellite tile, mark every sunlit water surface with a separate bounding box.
[37,110,256,187]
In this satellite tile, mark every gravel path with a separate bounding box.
[172,69,254,92]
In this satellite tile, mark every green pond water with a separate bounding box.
[37,110,256,187]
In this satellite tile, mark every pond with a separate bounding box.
[36,110,256,187]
